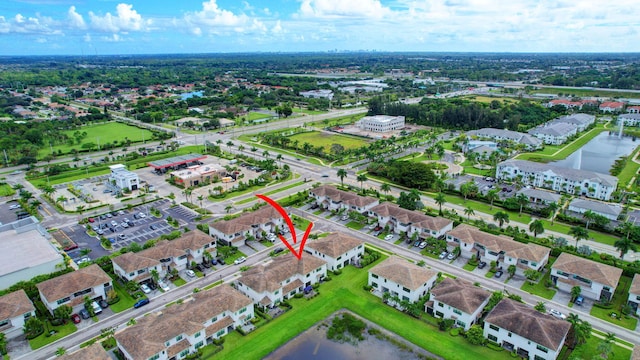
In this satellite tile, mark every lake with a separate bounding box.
[550,131,639,174]
[262,312,438,360]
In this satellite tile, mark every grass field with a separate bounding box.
[0,183,16,197]
[39,122,154,159]
[617,145,640,190]
[590,275,638,331]
[532,87,640,99]
[461,95,518,104]
[245,112,273,121]
[293,107,327,115]
[288,130,370,154]
[516,125,606,162]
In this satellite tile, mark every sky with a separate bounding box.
[0,0,639,56]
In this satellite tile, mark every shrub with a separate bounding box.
[294,293,304,299]
[363,285,373,291]
[449,328,460,336]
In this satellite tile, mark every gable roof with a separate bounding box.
[115,284,251,360]
[553,253,622,288]
[369,203,452,231]
[516,188,561,204]
[58,342,111,360]
[0,290,34,321]
[568,198,622,217]
[112,252,161,274]
[310,185,379,209]
[430,277,490,314]
[631,274,640,295]
[209,205,281,235]
[485,298,571,351]
[447,224,549,263]
[238,253,326,293]
[36,264,111,303]
[369,256,437,290]
[306,232,364,258]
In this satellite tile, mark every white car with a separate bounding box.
[384,234,394,241]
[234,256,247,265]
[549,309,566,319]
[185,270,196,278]
[438,251,448,259]
[138,212,146,218]
[140,284,151,294]
[447,252,456,260]
[9,204,20,210]
[158,281,170,292]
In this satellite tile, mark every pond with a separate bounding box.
[180,90,203,100]
[550,131,639,174]
[262,312,438,360]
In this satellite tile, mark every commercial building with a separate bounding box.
[0,218,64,291]
[148,153,206,174]
[355,115,405,132]
[170,164,226,187]
[300,89,334,100]
[109,164,140,191]
[496,159,618,201]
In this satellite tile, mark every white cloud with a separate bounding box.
[89,3,150,33]
[182,0,265,35]
[0,13,62,35]
[67,6,85,29]
[297,0,392,19]
[83,33,91,42]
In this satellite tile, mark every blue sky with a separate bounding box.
[0,0,638,55]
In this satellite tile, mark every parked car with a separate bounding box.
[549,309,566,319]
[87,301,102,315]
[110,220,118,227]
[158,281,170,292]
[494,270,504,278]
[185,270,196,278]
[138,212,146,218]
[133,298,150,308]
[210,258,218,266]
[79,309,90,319]
[217,257,226,265]
[273,247,285,255]
[575,296,584,306]
[140,284,151,294]
[447,252,456,260]
[149,224,157,230]
[418,242,427,249]
[98,299,109,309]
[202,261,211,268]
[309,203,319,209]
[341,215,349,221]
[120,222,129,228]
[234,256,247,265]
[106,213,113,218]
[71,313,81,324]
[118,234,126,240]
[118,210,125,215]
[439,251,448,259]
[477,261,487,269]
[88,217,95,223]
[372,231,381,236]
[373,226,382,231]
[195,264,205,272]
[384,234,394,241]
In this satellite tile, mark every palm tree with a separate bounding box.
[493,211,509,228]
[197,195,204,209]
[614,237,637,260]
[182,188,192,203]
[56,195,68,205]
[486,189,499,210]
[616,221,636,239]
[337,169,347,187]
[464,206,475,221]
[547,202,559,225]
[582,210,597,229]
[41,185,56,199]
[529,219,544,238]
[515,193,529,215]
[380,183,391,196]
[569,226,589,248]
[356,174,368,193]
[434,192,446,216]
[574,320,592,345]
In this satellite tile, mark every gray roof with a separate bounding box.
[619,113,640,120]
[529,122,578,137]
[516,188,561,203]
[555,113,595,126]
[466,128,541,146]
[568,198,622,217]
[497,159,618,187]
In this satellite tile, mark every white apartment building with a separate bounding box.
[496,159,618,201]
[356,115,405,132]
[619,113,640,127]
[368,256,437,305]
[427,278,490,330]
[551,253,622,302]
[305,232,365,271]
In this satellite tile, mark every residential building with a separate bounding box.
[355,115,405,132]
[484,298,571,360]
[170,164,226,187]
[426,278,490,330]
[112,231,216,283]
[309,185,379,214]
[600,101,625,113]
[58,343,111,360]
[627,106,640,114]
[368,256,437,304]
[0,290,35,338]
[627,274,640,316]
[109,164,139,191]
[550,113,596,132]
[618,113,640,127]
[547,99,584,109]
[235,253,327,308]
[551,252,622,302]
[567,198,622,221]
[305,232,365,271]
[516,188,561,206]
[446,224,549,275]
[368,203,453,239]
[528,122,578,145]
[116,284,253,360]
[300,89,334,100]
[465,128,542,150]
[0,217,65,290]
[209,206,283,246]
[464,140,498,154]
[496,159,618,201]
[36,264,112,315]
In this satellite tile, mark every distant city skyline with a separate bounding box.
[0,0,638,56]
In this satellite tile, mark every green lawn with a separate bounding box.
[428,192,532,225]
[293,107,327,115]
[110,281,138,313]
[0,183,16,197]
[515,125,606,162]
[567,333,632,360]
[345,221,365,230]
[589,276,638,330]
[172,278,187,287]
[533,87,640,99]
[29,321,77,349]
[462,263,477,271]
[539,220,617,246]
[520,275,556,300]
[38,122,154,159]
[288,130,370,153]
[245,112,273,121]
[214,263,513,360]
[617,145,640,190]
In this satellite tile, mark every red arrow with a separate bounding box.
[256,194,313,260]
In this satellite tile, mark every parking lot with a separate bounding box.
[0,199,27,225]
[445,174,517,198]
